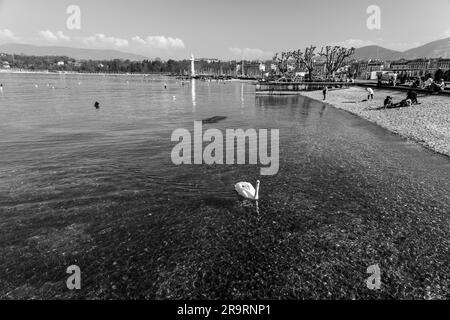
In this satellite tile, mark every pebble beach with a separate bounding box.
[300,87,450,157]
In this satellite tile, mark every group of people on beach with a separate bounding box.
[383,91,419,109]
[421,77,446,92]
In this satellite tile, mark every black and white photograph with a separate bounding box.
[0,0,449,308]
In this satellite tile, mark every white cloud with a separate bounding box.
[0,29,20,42]
[337,39,376,48]
[132,35,185,49]
[39,30,71,42]
[229,47,273,60]
[83,33,129,48]
[132,36,146,45]
[56,31,71,41]
[39,30,59,42]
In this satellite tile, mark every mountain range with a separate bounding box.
[0,43,148,61]
[1,37,450,62]
[353,37,450,61]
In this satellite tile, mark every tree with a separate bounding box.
[319,46,355,78]
[434,68,444,81]
[298,46,316,80]
[444,69,450,81]
[273,52,291,75]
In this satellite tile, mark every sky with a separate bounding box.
[1,0,450,60]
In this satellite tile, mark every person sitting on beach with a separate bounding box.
[407,91,418,105]
[437,79,446,92]
[424,77,434,90]
[384,96,393,108]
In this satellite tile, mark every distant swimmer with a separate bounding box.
[164,83,167,89]
[35,84,39,88]
[0,84,3,93]
[94,101,100,109]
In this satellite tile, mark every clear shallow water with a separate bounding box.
[0,73,449,299]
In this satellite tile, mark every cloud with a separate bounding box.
[228,47,273,60]
[444,29,450,37]
[57,31,71,41]
[132,35,185,49]
[39,30,58,42]
[82,34,129,48]
[0,29,20,42]
[336,39,376,48]
[39,30,71,42]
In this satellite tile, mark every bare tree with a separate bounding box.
[273,52,287,75]
[289,49,303,71]
[274,51,297,77]
[297,46,316,80]
[319,46,355,78]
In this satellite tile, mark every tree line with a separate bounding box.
[0,54,245,75]
[272,46,356,80]
[0,54,193,73]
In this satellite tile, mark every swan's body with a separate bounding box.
[235,180,260,201]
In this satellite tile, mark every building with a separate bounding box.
[437,58,450,70]
[1,61,11,69]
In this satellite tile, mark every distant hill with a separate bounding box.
[403,37,450,59]
[353,38,450,61]
[353,45,401,61]
[0,43,148,61]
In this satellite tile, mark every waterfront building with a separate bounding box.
[437,58,450,70]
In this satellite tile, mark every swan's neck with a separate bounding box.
[254,181,260,200]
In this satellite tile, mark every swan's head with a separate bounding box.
[254,180,261,201]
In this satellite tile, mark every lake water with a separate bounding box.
[0,73,449,299]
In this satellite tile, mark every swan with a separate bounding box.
[235,180,260,201]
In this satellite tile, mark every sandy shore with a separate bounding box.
[300,87,450,157]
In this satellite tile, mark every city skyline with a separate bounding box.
[1,0,450,60]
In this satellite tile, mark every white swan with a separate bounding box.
[235,180,260,201]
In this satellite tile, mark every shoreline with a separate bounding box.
[298,87,450,158]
